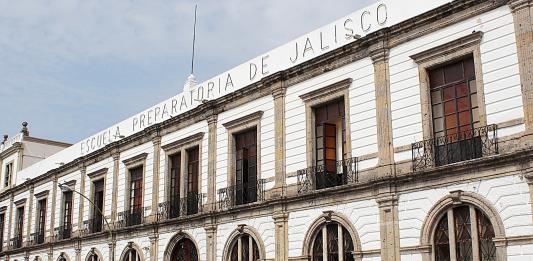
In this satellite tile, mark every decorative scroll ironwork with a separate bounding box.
[9,235,23,249]
[157,193,205,221]
[116,207,146,228]
[218,179,266,210]
[55,224,72,240]
[296,157,358,195]
[83,216,104,235]
[30,232,45,245]
[412,124,498,172]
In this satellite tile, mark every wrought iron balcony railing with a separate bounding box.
[157,192,205,221]
[297,157,358,194]
[10,235,23,249]
[218,179,265,210]
[83,216,104,235]
[117,208,145,228]
[30,231,45,245]
[55,224,72,240]
[412,124,498,172]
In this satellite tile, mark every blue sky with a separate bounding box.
[0,0,374,144]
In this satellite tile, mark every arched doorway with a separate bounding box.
[170,238,198,261]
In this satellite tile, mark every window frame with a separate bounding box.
[87,168,108,232]
[410,31,487,141]
[122,153,148,220]
[222,226,265,261]
[3,161,14,188]
[299,79,353,169]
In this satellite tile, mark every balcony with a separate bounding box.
[117,208,144,228]
[412,124,498,172]
[218,179,265,210]
[297,157,358,194]
[55,224,72,240]
[83,216,104,235]
[157,192,205,221]
[9,235,22,249]
[30,232,45,245]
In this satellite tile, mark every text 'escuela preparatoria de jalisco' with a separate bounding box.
[1,0,533,261]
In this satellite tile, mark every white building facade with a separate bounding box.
[1,0,533,261]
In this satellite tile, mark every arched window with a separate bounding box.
[311,222,354,261]
[123,247,142,261]
[170,238,198,261]
[228,234,260,261]
[433,205,496,261]
[57,253,69,261]
[86,248,102,261]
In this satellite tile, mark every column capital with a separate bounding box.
[272,212,289,223]
[205,224,217,233]
[263,72,287,99]
[509,0,532,12]
[376,194,398,208]
[369,47,390,65]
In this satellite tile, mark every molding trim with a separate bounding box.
[410,31,483,65]
[34,190,50,199]
[14,198,27,206]
[122,153,148,167]
[161,132,205,152]
[63,179,77,189]
[0,206,6,213]
[299,78,353,103]
[222,111,264,130]
[86,168,109,180]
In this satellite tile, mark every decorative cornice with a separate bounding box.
[0,206,6,213]
[87,168,108,179]
[161,132,205,153]
[222,111,264,130]
[410,31,483,65]
[262,72,287,99]
[34,190,49,199]
[299,78,353,103]
[14,198,27,206]
[63,179,77,189]
[122,153,148,167]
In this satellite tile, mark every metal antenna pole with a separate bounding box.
[191,4,198,75]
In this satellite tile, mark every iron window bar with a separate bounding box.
[54,223,72,241]
[116,207,146,228]
[218,179,266,210]
[157,192,206,221]
[30,231,45,245]
[83,216,104,235]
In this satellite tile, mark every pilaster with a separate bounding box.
[25,185,34,246]
[509,0,533,144]
[110,147,120,226]
[369,41,395,180]
[75,243,82,261]
[265,72,287,198]
[273,211,289,261]
[205,106,219,211]
[150,130,162,222]
[77,163,86,236]
[149,233,159,261]
[205,224,217,261]
[48,248,54,261]
[108,240,116,261]
[48,176,58,242]
[377,194,400,261]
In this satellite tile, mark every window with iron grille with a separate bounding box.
[62,191,73,239]
[36,199,46,243]
[314,99,346,189]
[311,223,354,261]
[0,213,4,251]
[229,234,260,261]
[187,147,200,214]
[129,167,143,214]
[235,129,257,205]
[15,206,24,241]
[433,206,496,261]
[170,238,199,261]
[169,153,181,218]
[123,248,141,261]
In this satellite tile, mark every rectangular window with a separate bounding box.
[235,129,257,205]
[314,99,346,189]
[429,57,482,165]
[15,206,24,248]
[36,199,46,244]
[187,147,199,214]
[61,192,73,239]
[0,213,4,251]
[3,163,13,188]
[128,166,143,226]
[169,153,181,218]
[92,180,104,233]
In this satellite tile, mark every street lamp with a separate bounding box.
[58,183,115,261]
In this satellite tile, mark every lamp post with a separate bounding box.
[58,183,115,261]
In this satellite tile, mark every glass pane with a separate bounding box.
[434,117,445,132]
[444,61,463,83]
[429,68,445,88]
[469,80,477,93]
[457,97,470,112]
[433,104,444,118]
[313,229,323,261]
[434,214,451,261]
[446,115,457,129]
[444,101,456,115]
[472,108,479,123]
[477,209,496,261]
[456,83,468,97]
[458,111,472,126]
[443,87,455,101]
[431,91,442,105]
[325,137,336,148]
[464,57,475,78]
[454,206,473,261]
[326,224,339,261]
[470,93,478,108]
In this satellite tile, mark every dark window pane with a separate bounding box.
[444,101,456,115]
[464,57,475,78]
[456,83,468,97]
[429,68,445,88]
[457,97,470,112]
[443,87,455,100]
[459,111,472,126]
[454,206,473,261]
[434,214,450,261]
[444,61,463,83]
